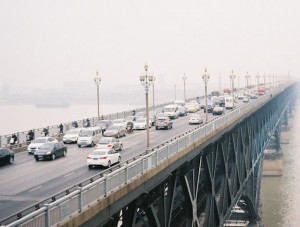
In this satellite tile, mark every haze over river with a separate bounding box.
[261,103,300,227]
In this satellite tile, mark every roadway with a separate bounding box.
[0,102,245,221]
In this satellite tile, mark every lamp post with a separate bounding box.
[263,73,266,86]
[94,71,101,120]
[230,70,236,108]
[182,73,187,102]
[256,73,260,87]
[245,72,250,99]
[202,68,210,123]
[139,62,154,149]
[218,75,222,94]
[152,76,156,109]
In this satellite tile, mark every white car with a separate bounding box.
[87,148,121,168]
[188,114,204,125]
[27,137,58,154]
[133,118,152,130]
[63,128,82,144]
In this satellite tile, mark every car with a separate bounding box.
[112,119,128,128]
[0,148,14,165]
[156,112,170,119]
[77,127,102,147]
[63,128,82,144]
[188,114,204,124]
[96,120,113,133]
[243,96,249,103]
[87,148,121,168]
[27,137,58,154]
[95,137,123,151]
[250,94,258,99]
[134,118,152,130]
[212,106,225,115]
[185,103,198,113]
[178,106,188,116]
[34,142,67,161]
[204,100,215,113]
[189,100,201,110]
[103,125,126,138]
[199,100,206,109]
[155,116,173,130]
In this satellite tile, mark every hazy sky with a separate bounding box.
[0,0,299,98]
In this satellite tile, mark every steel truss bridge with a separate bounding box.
[2,83,298,227]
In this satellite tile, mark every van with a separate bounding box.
[164,104,179,119]
[225,96,234,109]
[77,127,102,147]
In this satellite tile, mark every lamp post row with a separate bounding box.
[94,67,282,149]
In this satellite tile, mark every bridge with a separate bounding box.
[0,82,297,227]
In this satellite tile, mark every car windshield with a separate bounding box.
[32,138,47,143]
[39,143,55,149]
[136,119,146,123]
[113,119,123,123]
[66,130,79,135]
[164,108,176,112]
[108,126,119,130]
[79,130,93,136]
[190,115,199,118]
[98,138,111,144]
[92,150,107,155]
[158,117,168,121]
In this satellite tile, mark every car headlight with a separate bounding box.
[34,152,37,155]
[46,151,51,155]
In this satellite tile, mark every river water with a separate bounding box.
[0,104,137,135]
[261,104,300,226]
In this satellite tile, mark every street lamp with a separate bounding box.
[218,75,222,93]
[152,76,156,109]
[202,68,210,123]
[182,73,187,102]
[230,70,236,108]
[256,73,260,87]
[139,62,154,149]
[94,71,101,120]
[245,72,250,99]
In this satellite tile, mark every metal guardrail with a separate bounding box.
[0,87,286,227]
[0,99,187,148]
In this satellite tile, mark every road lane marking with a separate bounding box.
[64,172,75,178]
[28,186,42,192]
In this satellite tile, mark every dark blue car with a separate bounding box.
[178,107,187,116]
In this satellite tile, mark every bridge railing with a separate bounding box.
[0,100,180,148]
[1,86,286,227]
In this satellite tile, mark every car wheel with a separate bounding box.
[88,165,92,169]
[63,150,66,157]
[91,141,95,147]
[78,145,81,148]
[107,161,111,168]
[35,158,39,161]
[51,154,55,160]
[119,144,123,151]
[117,133,120,139]
[118,156,121,163]
[156,126,158,130]
[9,157,14,164]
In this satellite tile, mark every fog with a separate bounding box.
[0,0,299,105]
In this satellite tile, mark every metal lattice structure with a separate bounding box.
[97,84,297,227]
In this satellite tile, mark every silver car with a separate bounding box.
[95,137,123,151]
[103,125,126,138]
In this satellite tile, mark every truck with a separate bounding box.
[258,86,265,95]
